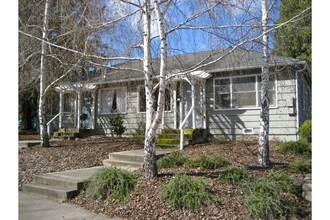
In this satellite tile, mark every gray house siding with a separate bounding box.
[206,69,299,141]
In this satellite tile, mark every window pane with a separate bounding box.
[116,88,126,113]
[232,76,256,108]
[215,93,231,109]
[214,78,230,93]
[258,90,276,107]
[139,87,146,112]
[99,89,113,114]
[214,78,231,109]
[233,76,255,92]
[233,92,256,108]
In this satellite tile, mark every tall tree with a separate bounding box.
[258,0,270,167]
[39,0,51,147]
[273,0,311,63]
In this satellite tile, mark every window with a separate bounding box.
[214,74,276,109]
[138,86,171,112]
[257,75,276,107]
[98,87,126,114]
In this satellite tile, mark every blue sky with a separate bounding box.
[96,0,282,63]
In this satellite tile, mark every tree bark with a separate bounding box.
[143,0,158,179]
[39,0,51,147]
[258,0,270,167]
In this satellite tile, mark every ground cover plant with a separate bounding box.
[84,166,137,202]
[184,154,230,169]
[19,135,311,219]
[158,174,216,212]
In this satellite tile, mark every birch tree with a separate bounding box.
[39,0,51,147]
[258,0,270,167]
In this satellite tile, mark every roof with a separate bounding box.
[84,48,306,84]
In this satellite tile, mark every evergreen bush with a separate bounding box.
[279,140,311,156]
[84,167,136,202]
[159,174,215,212]
[298,120,311,140]
[218,166,250,184]
[157,151,187,168]
[289,160,311,173]
[184,154,230,169]
[109,114,126,137]
[243,178,293,219]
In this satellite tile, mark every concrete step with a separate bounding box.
[103,159,142,171]
[33,173,84,190]
[22,183,80,202]
[108,152,144,164]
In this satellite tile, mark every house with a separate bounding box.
[47,48,311,142]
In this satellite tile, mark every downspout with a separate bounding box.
[295,62,307,140]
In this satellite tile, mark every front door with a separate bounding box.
[80,91,94,129]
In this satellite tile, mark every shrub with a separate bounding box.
[244,178,293,219]
[109,114,126,137]
[132,121,146,141]
[157,151,188,168]
[269,170,296,194]
[159,174,215,212]
[299,120,311,140]
[218,166,250,184]
[184,154,230,169]
[289,160,311,173]
[279,140,311,156]
[84,167,136,202]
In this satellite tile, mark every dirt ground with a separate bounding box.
[19,135,311,219]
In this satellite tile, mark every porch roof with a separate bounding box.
[55,82,97,92]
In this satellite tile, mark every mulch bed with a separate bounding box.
[19,136,311,219]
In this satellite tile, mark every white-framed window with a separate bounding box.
[98,87,127,114]
[138,86,171,112]
[214,74,276,110]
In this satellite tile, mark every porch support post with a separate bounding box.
[191,78,196,129]
[179,81,184,150]
[91,90,96,129]
[59,90,63,128]
[77,90,81,129]
[202,81,207,129]
[173,83,177,129]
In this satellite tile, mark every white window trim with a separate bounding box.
[98,87,127,115]
[213,73,278,111]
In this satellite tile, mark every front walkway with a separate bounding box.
[19,191,119,220]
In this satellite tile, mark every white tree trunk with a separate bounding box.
[39,0,51,147]
[143,0,168,179]
[258,0,270,167]
[143,0,158,179]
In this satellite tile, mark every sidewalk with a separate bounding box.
[19,191,120,220]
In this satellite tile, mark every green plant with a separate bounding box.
[269,170,296,194]
[289,160,311,173]
[84,167,136,202]
[157,151,187,168]
[109,114,126,137]
[244,178,293,219]
[298,120,311,140]
[279,140,311,156]
[184,154,230,169]
[218,166,250,184]
[159,174,215,212]
[132,121,146,141]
